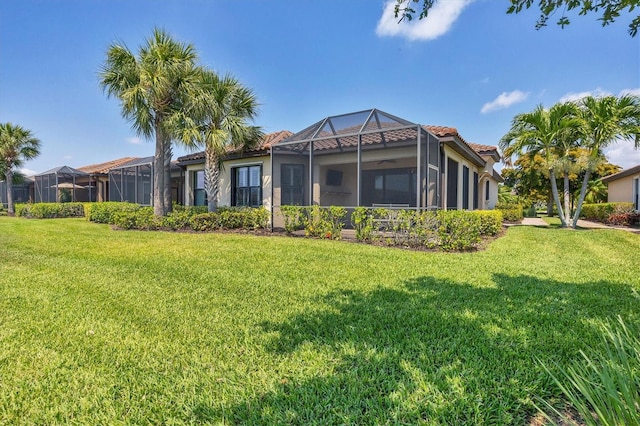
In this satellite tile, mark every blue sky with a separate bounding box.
[1,0,639,175]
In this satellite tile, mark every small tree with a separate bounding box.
[0,123,41,216]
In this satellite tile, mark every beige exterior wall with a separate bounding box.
[184,156,272,209]
[607,172,640,205]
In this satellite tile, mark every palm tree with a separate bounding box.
[571,95,640,227]
[500,103,582,227]
[180,70,263,212]
[0,123,40,216]
[99,28,200,216]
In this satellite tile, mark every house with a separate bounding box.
[177,109,503,227]
[0,176,33,206]
[77,157,139,202]
[602,164,640,210]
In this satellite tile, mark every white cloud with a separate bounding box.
[558,88,611,103]
[604,143,640,170]
[63,155,72,160]
[19,168,37,177]
[376,0,476,41]
[480,90,529,114]
[127,136,143,145]
[619,87,640,97]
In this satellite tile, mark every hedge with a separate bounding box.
[84,202,140,223]
[496,202,524,222]
[580,202,635,222]
[15,203,85,219]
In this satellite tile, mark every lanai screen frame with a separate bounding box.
[34,166,90,203]
[271,108,440,222]
[108,157,153,205]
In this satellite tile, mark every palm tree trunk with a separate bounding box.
[204,147,219,212]
[549,169,567,227]
[5,169,14,216]
[153,122,165,216]
[563,172,571,227]
[572,169,591,228]
[163,138,173,214]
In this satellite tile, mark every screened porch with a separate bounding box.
[271,109,441,224]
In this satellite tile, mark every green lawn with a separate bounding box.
[0,217,638,425]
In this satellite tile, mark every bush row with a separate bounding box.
[15,202,85,218]
[109,205,269,231]
[280,205,347,239]
[495,202,524,222]
[281,206,502,251]
[580,202,635,223]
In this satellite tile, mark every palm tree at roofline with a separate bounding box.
[500,102,582,228]
[174,70,262,212]
[571,95,640,227]
[99,28,201,216]
[0,123,41,216]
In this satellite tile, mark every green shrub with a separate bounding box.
[112,207,162,230]
[280,205,306,234]
[437,210,481,251]
[188,208,269,232]
[86,202,140,224]
[581,202,635,222]
[162,207,207,230]
[351,207,374,242]
[15,202,84,218]
[524,205,538,218]
[189,213,221,232]
[472,210,503,236]
[496,202,524,222]
[538,317,640,426]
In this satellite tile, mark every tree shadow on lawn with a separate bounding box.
[192,275,638,425]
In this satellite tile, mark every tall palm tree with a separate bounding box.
[99,28,200,216]
[180,70,262,212]
[0,123,40,215]
[500,102,582,227]
[571,95,640,227]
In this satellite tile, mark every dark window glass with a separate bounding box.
[463,166,470,210]
[193,170,207,206]
[473,172,479,210]
[362,168,416,207]
[447,158,458,209]
[485,180,490,201]
[281,164,304,205]
[233,165,262,207]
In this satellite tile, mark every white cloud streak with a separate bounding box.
[558,88,611,103]
[376,0,476,41]
[19,168,38,177]
[127,136,143,145]
[480,90,529,114]
[604,143,640,170]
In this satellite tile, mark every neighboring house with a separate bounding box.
[0,176,33,207]
[77,157,138,202]
[107,156,185,206]
[178,109,503,226]
[602,164,640,210]
[177,130,292,208]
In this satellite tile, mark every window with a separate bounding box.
[193,170,206,206]
[634,177,639,211]
[462,166,470,210]
[232,165,262,207]
[281,164,304,205]
[362,168,416,207]
[473,172,479,210]
[485,180,490,201]
[447,158,458,209]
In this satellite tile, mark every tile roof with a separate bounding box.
[77,157,139,174]
[177,130,293,163]
[601,164,640,183]
[467,142,498,154]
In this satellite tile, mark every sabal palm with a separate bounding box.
[572,95,640,227]
[0,123,40,215]
[187,71,263,212]
[500,102,582,227]
[99,28,200,216]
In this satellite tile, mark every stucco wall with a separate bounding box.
[607,173,639,204]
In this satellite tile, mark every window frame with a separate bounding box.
[232,164,263,208]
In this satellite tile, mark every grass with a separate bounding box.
[0,217,639,425]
